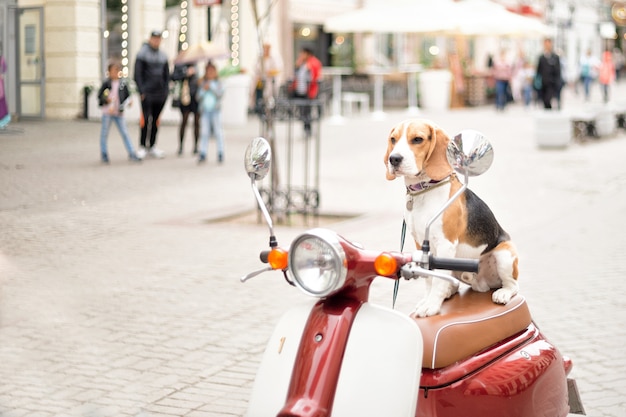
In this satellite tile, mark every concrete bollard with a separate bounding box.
[534,110,572,149]
[592,107,616,137]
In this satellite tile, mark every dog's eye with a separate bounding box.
[390,137,397,145]
[411,137,424,144]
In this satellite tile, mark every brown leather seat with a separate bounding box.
[413,288,532,369]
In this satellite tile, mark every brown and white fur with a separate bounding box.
[384,118,519,317]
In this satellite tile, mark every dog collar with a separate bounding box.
[406,176,451,195]
[405,176,452,211]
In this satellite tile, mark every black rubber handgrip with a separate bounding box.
[429,255,479,273]
[260,250,271,263]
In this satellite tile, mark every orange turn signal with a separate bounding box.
[268,248,289,270]
[374,252,398,276]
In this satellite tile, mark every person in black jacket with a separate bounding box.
[97,62,141,163]
[171,63,199,155]
[133,30,170,158]
[536,38,562,110]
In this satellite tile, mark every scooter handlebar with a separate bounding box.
[260,250,479,272]
[429,255,479,273]
[260,250,270,263]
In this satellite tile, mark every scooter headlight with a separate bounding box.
[288,229,347,297]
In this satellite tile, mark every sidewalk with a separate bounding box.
[0,81,625,416]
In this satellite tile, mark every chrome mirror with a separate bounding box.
[244,136,272,181]
[244,137,277,247]
[447,129,493,177]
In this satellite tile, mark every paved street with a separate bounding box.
[1,83,626,417]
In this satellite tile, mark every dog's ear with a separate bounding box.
[423,123,453,181]
[384,128,397,181]
[384,153,396,180]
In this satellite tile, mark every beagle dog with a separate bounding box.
[384,118,519,317]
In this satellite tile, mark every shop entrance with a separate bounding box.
[16,6,44,118]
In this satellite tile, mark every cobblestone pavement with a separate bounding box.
[1,83,626,416]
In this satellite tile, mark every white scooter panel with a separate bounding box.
[245,302,423,416]
[245,301,314,417]
[332,303,423,417]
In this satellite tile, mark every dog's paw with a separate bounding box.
[492,288,516,304]
[412,301,442,317]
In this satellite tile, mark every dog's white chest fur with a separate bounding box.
[404,183,451,245]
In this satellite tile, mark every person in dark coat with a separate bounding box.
[171,63,200,155]
[133,30,170,158]
[536,38,562,110]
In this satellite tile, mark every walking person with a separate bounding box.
[133,30,169,159]
[613,47,625,80]
[536,38,562,110]
[291,47,321,139]
[0,50,11,129]
[252,43,282,114]
[197,62,225,164]
[578,48,599,101]
[598,49,616,104]
[491,48,513,111]
[518,59,535,109]
[97,62,141,164]
[171,63,200,155]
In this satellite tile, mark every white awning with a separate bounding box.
[323,0,551,37]
[290,0,359,25]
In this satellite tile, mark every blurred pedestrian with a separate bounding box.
[491,48,513,111]
[556,51,567,110]
[598,49,615,103]
[0,49,10,129]
[510,49,527,102]
[134,30,169,159]
[171,63,200,155]
[578,48,599,101]
[291,47,321,139]
[536,38,562,110]
[518,59,535,109]
[97,62,141,164]
[197,62,225,164]
[613,48,624,80]
[252,43,282,114]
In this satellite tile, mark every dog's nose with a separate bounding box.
[389,154,403,167]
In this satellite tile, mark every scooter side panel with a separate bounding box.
[417,334,570,417]
[332,303,423,417]
[245,301,315,417]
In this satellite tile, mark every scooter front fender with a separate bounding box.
[245,301,423,417]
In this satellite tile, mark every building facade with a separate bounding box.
[0,0,619,120]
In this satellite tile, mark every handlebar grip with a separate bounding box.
[429,255,479,273]
[260,250,271,263]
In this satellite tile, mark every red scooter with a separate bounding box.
[241,134,585,417]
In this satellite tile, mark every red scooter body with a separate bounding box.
[417,326,570,417]
[245,232,577,417]
[416,310,571,417]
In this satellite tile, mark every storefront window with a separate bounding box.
[329,33,353,68]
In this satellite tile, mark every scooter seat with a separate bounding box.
[413,288,532,369]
